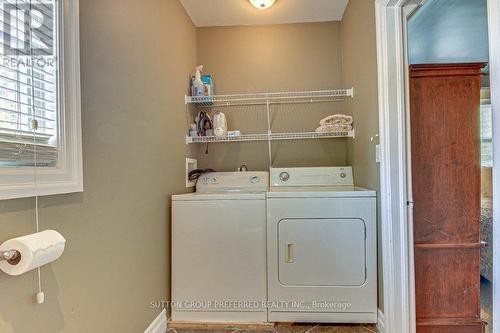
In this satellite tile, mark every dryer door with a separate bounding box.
[278,218,366,286]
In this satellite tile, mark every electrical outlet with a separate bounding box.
[186,158,197,188]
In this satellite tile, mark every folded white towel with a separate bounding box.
[319,114,353,126]
[315,124,353,133]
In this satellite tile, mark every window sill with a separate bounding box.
[0,178,83,200]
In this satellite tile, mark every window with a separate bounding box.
[0,0,82,199]
[0,0,58,167]
[481,92,493,167]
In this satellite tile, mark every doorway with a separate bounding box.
[375,0,500,332]
[407,1,492,332]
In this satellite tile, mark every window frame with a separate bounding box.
[0,0,82,200]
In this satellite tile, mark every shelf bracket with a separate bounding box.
[266,95,272,168]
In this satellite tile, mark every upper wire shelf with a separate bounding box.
[185,89,354,107]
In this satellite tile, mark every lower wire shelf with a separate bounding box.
[186,130,355,144]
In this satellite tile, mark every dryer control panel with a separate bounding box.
[270,167,354,187]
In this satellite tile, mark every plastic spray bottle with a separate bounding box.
[192,65,204,96]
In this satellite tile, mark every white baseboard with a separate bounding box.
[145,309,167,333]
[377,309,385,333]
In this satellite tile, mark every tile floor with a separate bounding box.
[169,324,378,333]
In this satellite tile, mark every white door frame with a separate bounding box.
[375,0,500,333]
[375,1,414,332]
[487,0,500,331]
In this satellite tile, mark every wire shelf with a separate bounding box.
[185,89,354,107]
[186,130,355,144]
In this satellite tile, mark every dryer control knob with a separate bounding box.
[279,172,290,182]
[340,172,347,178]
[250,176,260,183]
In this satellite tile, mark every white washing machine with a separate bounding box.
[171,172,269,323]
[267,167,377,323]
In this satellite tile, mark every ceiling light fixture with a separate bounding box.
[249,0,276,10]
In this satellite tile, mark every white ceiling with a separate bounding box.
[179,0,349,27]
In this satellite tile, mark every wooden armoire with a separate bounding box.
[410,63,487,333]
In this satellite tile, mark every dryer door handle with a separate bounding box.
[285,243,295,263]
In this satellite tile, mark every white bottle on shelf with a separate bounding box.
[213,112,227,137]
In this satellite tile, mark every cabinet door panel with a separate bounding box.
[411,72,480,244]
[414,248,481,319]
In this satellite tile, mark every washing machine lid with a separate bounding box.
[172,191,266,201]
[267,186,376,198]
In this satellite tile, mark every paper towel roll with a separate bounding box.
[0,230,66,276]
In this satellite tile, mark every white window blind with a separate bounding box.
[0,0,59,166]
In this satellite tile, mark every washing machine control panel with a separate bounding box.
[270,167,354,187]
[197,171,269,192]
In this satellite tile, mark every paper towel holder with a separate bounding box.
[0,250,21,264]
